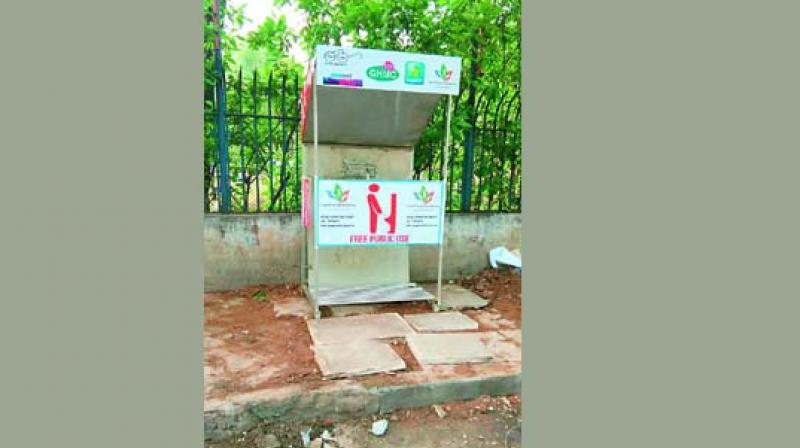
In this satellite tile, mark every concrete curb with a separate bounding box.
[204,373,521,442]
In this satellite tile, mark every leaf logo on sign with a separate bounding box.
[434,63,453,81]
[326,183,350,203]
[366,61,399,81]
[414,186,435,204]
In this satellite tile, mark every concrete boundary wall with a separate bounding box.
[204,213,521,292]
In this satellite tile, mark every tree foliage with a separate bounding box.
[205,0,522,212]
[280,0,519,91]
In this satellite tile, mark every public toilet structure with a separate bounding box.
[300,45,462,319]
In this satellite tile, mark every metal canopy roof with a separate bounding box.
[301,46,462,147]
[301,86,442,147]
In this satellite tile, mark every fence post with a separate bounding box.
[460,38,478,211]
[213,0,231,212]
[238,67,246,212]
[253,70,260,211]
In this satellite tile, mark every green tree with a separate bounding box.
[205,0,522,212]
[279,0,521,210]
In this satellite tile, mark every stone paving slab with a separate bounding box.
[421,284,488,310]
[483,332,521,363]
[313,339,406,379]
[403,311,479,332]
[470,310,517,330]
[406,332,494,365]
[499,329,522,345]
[493,340,521,363]
[307,313,415,345]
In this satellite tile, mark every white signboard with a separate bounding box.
[314,45,462,96]
[316,179,445,246]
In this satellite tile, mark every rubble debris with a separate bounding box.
[370,419,389,437]
[300,427,312,447]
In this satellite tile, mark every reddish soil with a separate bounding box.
[204,268,521,400]
[398,393,522,421]
[388,339,423,372]
[204,284,323,399]
[459,267,522,327]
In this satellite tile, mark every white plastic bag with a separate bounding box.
[489,246,522,269]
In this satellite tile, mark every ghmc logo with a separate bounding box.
[367,61,400,81]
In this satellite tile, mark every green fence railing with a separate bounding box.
[204,67,520,213]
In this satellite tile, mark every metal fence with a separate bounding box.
[205,68,521,213]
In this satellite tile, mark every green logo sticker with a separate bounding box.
[434,64,453,81]
[366,61,399,81]
[326,183,350,203]
[414,185,435,204]
[404,61,425,85]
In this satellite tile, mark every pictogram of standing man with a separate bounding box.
[367,183,397,234]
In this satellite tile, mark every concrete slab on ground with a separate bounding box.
[307,313,414,345]
[469,309,516,330]
[493,340,521,363]
[483,332,521,363]
[402,311,479,332]
[313,339,406,379]
[406,332,494,365]
[421,283,488,310]
[499,329,522,345]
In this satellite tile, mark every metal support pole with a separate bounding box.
[436,95,453,311]
[312,73,321,320]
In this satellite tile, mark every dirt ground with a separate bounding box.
[206,394,522,448]
[459,268,521,328]
[204,268,521,400]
